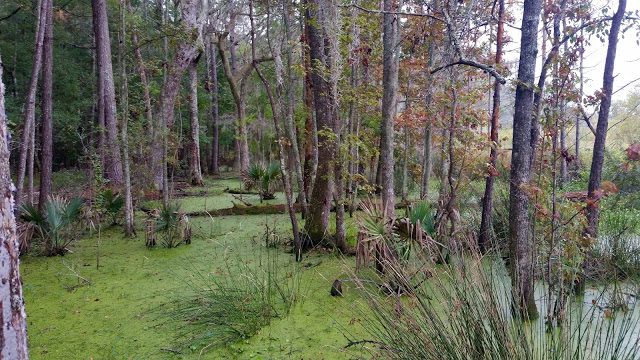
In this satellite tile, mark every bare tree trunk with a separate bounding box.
[153,0,202,196]
[304,0,336,245]
[93,0,124,184]
[27,116,35,205]
[282,0,309,219]
[249,1,302,260]
[302,11,317,200]
[586,0,626,237]
[380,0,399,216]
[127,2,153,135]
[16,0,48,208]
[509,0,542,319]
[208,41,220,175]
[39,1,53,211]
[478,0,504,252]
[119,0,135,237]
[575,25,583,170]
[401,73,410,203]
[0,52,30,359]
[189,59,204,186]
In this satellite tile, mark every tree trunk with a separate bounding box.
[509,0,542,319]
[478,0,504,252]
[282,0,309,219]
[208,41,220,175]
[0,52,30,360]
[39,1,53,211]
[380,0,398,217]
[586,0,626,237]
[16,0,48,208]
[421,41,434,201]
[189,59,204,186]
[302,8,317,200]
[127,2,154,136]
[249,1,302,260]
[153,0,202,193]
[304,0,336,245]
[119,0,135,237]
[92,0,124,184]
[575,25,584,170]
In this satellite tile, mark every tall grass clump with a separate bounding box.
[351,253,640,360]
[162,243,301,353]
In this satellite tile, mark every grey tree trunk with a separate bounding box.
[189,59,204,186]
[249,1,303,260]
[208,41,220,175]
[0,52,30,360]
[421,41,434,201]
[153,0,203,193]
[16,0,48,208]
[282,0,309,220]
[380,0,399,217]
[509,0,542,319]
[39,1,53,211]
[119,0,135,237]
[302,9,317,200]
[127,2,153,136]
[92,0,124,184]
[586,0,626,237]
[478,0,504,252]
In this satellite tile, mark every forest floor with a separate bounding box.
[22,174,372,359]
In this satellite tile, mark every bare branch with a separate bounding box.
[339,2,445,22]
[431,60,506,84]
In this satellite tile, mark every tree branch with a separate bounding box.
[339,2,444,22]
[0,5,24,23]
[431,60,506,84]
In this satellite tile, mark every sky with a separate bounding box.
[503,0,640,100]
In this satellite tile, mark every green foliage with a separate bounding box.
[152,202,191,248]
[354,256,640,360]
[19,196,84,256]
[247,162,280,200]
[96,188,124,225]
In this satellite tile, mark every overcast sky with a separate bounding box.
[503,0,640,100]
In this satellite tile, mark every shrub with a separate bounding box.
[19,196,84,256]
[153,202,191,248]
[247,162,280,201]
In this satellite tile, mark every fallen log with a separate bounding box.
[186,201,417,217]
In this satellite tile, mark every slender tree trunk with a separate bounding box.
[509,0,542,319]
[575,25,584,170]
[401,73,410,203]
[27,115,35,205]
[0,52,30,359]
[39,1,53,211]
[304,0,336,245]
[127,2,153,136]
[208,41,220,175]
[302,8,317,200]
[249,1,302,260]
[188,59,204,186]
[16,0,48,208]
[478,0,504,252]
[282,0,309,219]
[380,0,399,216]
[119,0,135,237]
[93,0,124,184]
[586,0,626,237]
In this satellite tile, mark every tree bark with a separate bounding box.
[478,0,504,252]
[302,7,317,200]
[304,0,337,245]
[16,0,48,208]
[208,41,220,175]
[586,0,626,237]
[380,0,399,217]
[0,52,30,360]
[249,1,303,260]
[127,2,153,136]
[119,0,135,237]
[189,59,204,186]
[421,41,434,200]
[38,0,53,211]
[153,0,203,192]
[92,0,124,184]
[509,0,542,319]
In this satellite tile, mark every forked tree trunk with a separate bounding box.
[39,1,53,211]
[92,0,124,184]
[188,59,204,186]
[509,0,542,319]
[16,0,48,208]
[249,1,302,260]
[0,52,30,360]
[586,0,626,237]
[478,0,504,252]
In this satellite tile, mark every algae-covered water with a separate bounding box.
[22,209,368,359]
